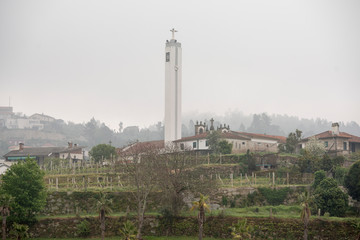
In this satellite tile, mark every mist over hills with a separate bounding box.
[1,110,360,158]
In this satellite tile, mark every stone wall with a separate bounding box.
[28,215,358,239]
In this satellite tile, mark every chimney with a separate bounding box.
[68,142,73,148]
[19,143,24,151]
[332,123,339,135]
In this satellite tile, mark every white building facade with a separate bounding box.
[164,29,182,143]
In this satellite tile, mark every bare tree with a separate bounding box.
[118,142,163,240]
[157,145,217,216]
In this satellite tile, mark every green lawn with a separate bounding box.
[37,204,357,221]
[31,237,229,240]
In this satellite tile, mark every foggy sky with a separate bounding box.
[0,0,359,130]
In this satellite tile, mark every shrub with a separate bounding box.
[222,196,228,207]
[10,222,29,240]
[230,219,254,240]
[314,178,348,217]
[345,160,360,201]
[119,220,137,240]
[258,187,291,206]
[313,170,326,189]
[76,219,91,237]
[334,167,348,185]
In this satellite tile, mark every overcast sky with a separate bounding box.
[0,0,359,130]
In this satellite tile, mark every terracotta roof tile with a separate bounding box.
[117,140,165,155]
[303,131,360,143]
[235,131,286,143]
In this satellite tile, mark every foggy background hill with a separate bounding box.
[1,110,359,158]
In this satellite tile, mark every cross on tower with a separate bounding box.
[170,28,178,39]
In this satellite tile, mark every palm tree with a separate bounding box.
[119,220,138,240]
[0,194,14,240]
[96,192,113,240]
[190,194,210,240]
[231,219,253,239]
[299,191,311,240]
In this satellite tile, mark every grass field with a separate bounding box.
[30,237,230,240]
[37,204,357,222]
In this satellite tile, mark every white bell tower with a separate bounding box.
[165,28,182,143]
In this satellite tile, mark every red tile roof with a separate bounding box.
[174,131,285,143]
[303,131,360,143]
[234,131,287,143]
[117,140,165,155]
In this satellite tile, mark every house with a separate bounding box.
[3,118,44,130]
[300,123,360,155]
[0,162,10,175]
[3,142,85,165]
[174,118,286,154]
[116,140,165,162]
[29,113,56,123]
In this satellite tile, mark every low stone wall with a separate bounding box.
[43,185,307,215]
[29,215,358,239]
[42,191,163,216]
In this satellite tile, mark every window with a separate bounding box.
[205,140,209,147]
[193,142,197,148]
[343,142,347,150]
[242,142,245,145]
[324,141,328,147]
[166,52,170,62]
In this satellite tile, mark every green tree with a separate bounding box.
[206,131,221,153]
[281,129,302,153]
[0,158,46,225]
[314,178,348,217]
[298,150,321,173]
[246,150,257,173]
[190,194,210,240]
[320,154,332,172]
[345,160,360,201]
[0,194,14,240]
[312,170,326,189]
[89,144,117,163]
[218,140,233,154]
[96,192,113,240]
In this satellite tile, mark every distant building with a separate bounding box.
[3,142,85,165]
[0,106,13,128]
[0,162,10,175]
[29,113,56,123]
[174,118,286,153]
[0,106,13,119]
[300,123,360,155]
[4,118,44,130]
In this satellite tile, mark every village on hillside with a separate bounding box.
[1,2,360,239]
